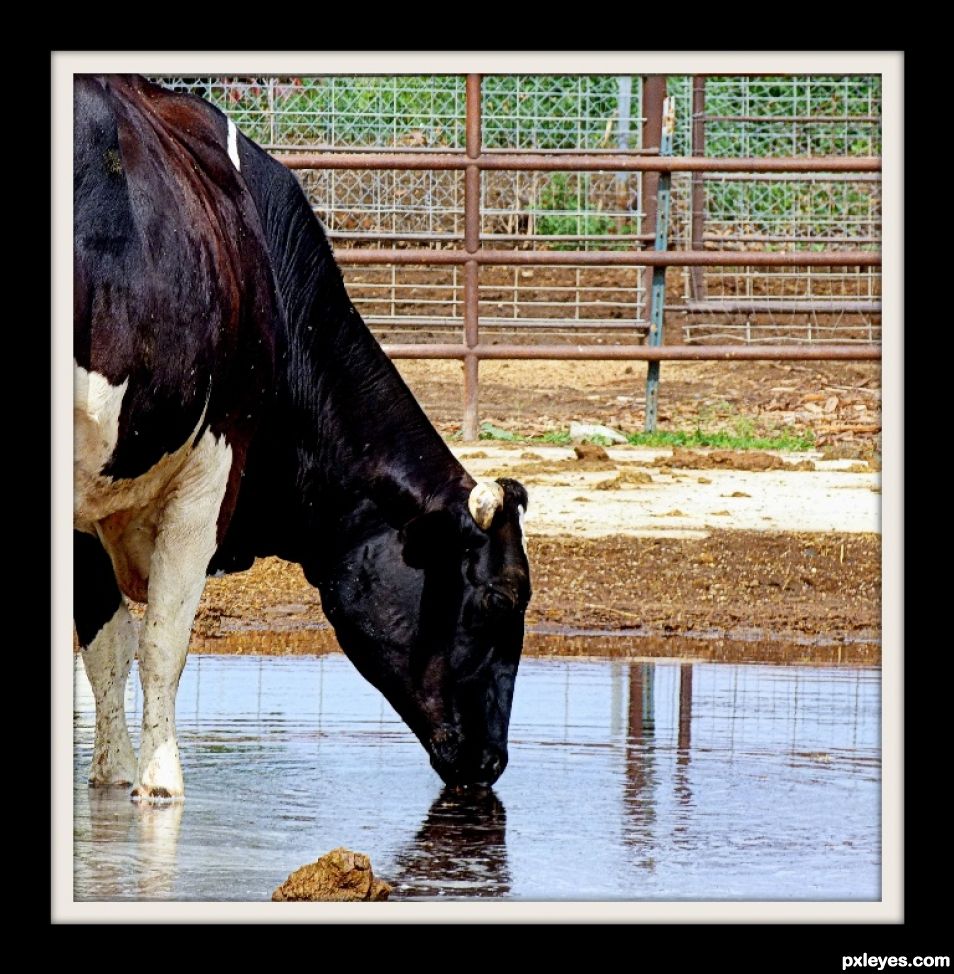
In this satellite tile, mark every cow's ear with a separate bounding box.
[400,509,460,568]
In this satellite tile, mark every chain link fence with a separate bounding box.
[155,75,880,346]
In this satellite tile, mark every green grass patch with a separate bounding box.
[449,426,813,450]
[533,430,573,446]
[626,429,815,450]
[478,422,519,441]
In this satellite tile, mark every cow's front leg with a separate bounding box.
[132,431,232,803]
[75,530,138,787]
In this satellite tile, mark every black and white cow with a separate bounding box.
[74,75,531,802]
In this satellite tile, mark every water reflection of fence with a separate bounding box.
[96,654,876,763]
[619,661,877,857]
[621,661,875,755]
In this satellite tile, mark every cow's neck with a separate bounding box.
[242,149,474,553]
[282,286,472,524]
[220,140,474,569]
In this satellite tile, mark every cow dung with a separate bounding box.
[272,847,392,902]
[574,442,610,462]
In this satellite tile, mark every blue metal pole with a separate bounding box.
[644,96,675,433]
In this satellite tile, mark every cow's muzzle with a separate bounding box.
[429,728,508,788]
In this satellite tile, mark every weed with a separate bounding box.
[478,422,518,442]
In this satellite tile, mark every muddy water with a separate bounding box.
[73,654,880,901]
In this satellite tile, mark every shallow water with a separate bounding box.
[73,653,880,901]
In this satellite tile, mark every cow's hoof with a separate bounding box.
[130,784,183,804]
[89,774,135,789]
[88,751,137,789]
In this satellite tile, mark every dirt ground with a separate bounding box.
[111,357,881,665]
[394,359,881,453]
[189,529,879,665]
[454,443,879,537]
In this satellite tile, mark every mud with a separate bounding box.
[653,448,815,472]
[166,530,880,658]
[185,626,879,666]
[573,442,610,462]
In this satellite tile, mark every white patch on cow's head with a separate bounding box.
[226,117,241,171]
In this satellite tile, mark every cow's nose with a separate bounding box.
[478,747,507,785]
[430,728,461,764]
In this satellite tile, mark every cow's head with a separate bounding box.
[318,477,531,788]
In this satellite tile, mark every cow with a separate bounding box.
[73,74,531,803]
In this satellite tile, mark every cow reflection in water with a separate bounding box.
[80,792,183,900]
[390,788,510,899]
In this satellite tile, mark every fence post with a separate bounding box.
[640,76,667,314]
[644,96,675,433]
[689,76,707,302]
[463,73,482,442]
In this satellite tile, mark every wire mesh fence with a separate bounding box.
[666,75,881,344]
[155,74,880,346]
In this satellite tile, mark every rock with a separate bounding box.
[568,422,628,445]
[272,847,392,902]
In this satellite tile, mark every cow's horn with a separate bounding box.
[468,481,505,530]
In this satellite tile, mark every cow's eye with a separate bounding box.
[482,588,516,618]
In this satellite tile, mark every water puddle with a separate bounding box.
[74,654,880,901]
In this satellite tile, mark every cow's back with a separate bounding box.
[74,75,277,525]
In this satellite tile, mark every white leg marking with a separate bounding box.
[81,602,138,787]
[227,117,241,171]
[133,430,233,802]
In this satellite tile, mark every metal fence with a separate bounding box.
[666,76,881,345]
[155,73,881,438]
[158,73,881,341]
[159,75,654,335]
